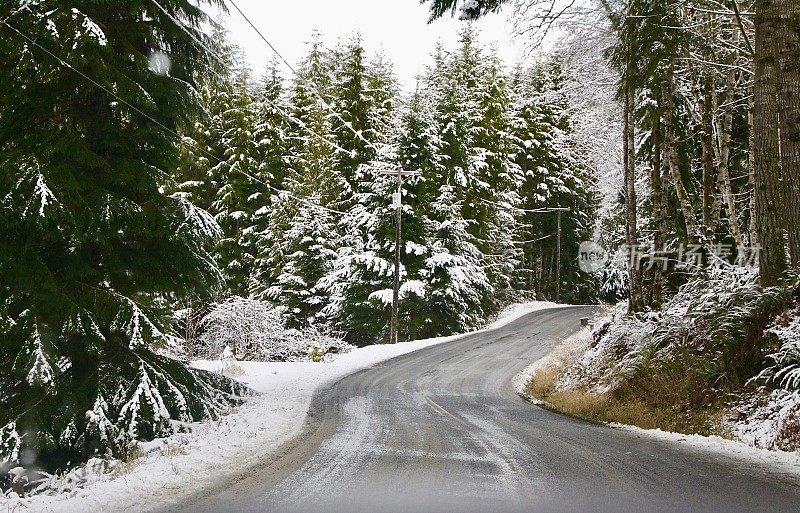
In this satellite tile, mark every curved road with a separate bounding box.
[173,307,800,513]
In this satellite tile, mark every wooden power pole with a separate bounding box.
[377,168,420,344]
[556,209,562,303]
[513,205,570,302]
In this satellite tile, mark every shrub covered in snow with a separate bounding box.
[567,267,786,390]
[763,304,800,391]
[548,267,800,448]
[195,296,352,362]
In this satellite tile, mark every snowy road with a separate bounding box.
[169,307,800,513]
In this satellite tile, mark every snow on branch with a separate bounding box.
[369,280,427,305]
[11,311,56,388]
[0,422,23,464]
[172,196,223,241]
[3,161,65,226]
[111,299,166,349]
[116,363,172,442]
[26,330,54,386]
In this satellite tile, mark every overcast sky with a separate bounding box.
[216,0,530,91]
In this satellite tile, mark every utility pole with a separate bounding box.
[522,207,569,302]
[377,168,420,344]
[546,208,569,303]
[555,210,562,303]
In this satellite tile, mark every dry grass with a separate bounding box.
[524,355,728,437]
[109,445,142,478]
[526,365,560,399]
[546,389,611,419]
[220,361,245,377]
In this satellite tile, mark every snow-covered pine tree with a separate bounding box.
[249,58,291,297]
[209,25,263,294]
[253,57,290,191]
[0,1,245,477]
[509,59,599,302]
[284,35,341,206]
[422,186,492,337]
[173,23,265,295]
[365,51,400,147]
[264,194,338,329]
[465,45,523,292]
[330,36,377,206]
[425,27,520,309]
[209,70,263,294]
[393,88,441,339]
[257,37,342,328]
[322,50,402,344]
[329,170,396,345]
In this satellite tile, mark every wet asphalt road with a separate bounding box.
[170,307,800,513]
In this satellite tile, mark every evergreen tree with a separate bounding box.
[395,88,441,339]
[330,36,377,203]
[365,52,400,146]
[323,52,402,344]
[249,58,291,296]
[260,37,341,328]
[285,36,341,205]
[253,58,290,190]
[174,23,263,294]
[466,48,523,291]
[509,60,599,303]
[209,70,263,293]
[422,186,492,336]
[427,27,521,307]
[0,1,244,475]
[309,41,408,344]
[265,195,337,329]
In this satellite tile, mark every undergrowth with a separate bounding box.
[526,267,800,445]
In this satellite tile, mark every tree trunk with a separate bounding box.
[748,85,757,247]
[753,0,787,286]
[713,59,747,256]
[624,80,644,313]
[700,73,717,240]
[649,107,667,307]
[663,72,703,246]
[775,0,800,267]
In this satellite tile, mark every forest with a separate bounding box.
[431,0,800,448]
[172,25,600,345]
[0,0,599,477]
[3,0,800,492]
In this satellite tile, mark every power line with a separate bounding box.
[518,234,555,244]
[149,0,352,158]
[1,18,348,218]
[479,197,571,214]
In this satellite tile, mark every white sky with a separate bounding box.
[215,0,531,91]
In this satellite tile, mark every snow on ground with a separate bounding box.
[5,301,559,513]
[609,423,800,479]
[494,300,564,330]
[513,326,800,478]
[731,390,800,450]
[512,326,591,397]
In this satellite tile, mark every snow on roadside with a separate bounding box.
[608,423,800,478]
[512,324,800,477]
[6,301,560,513]
[494,300,565,330]
[512,326,591,398]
